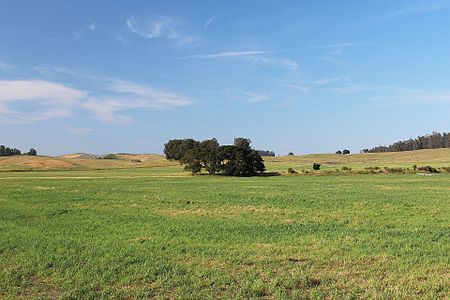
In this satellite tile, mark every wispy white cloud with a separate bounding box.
[384,1,450,18]
[126,15,197,45]
[68,127,93,135]
[0,62,11,70]
[0,80,83,123]
[307,77,350,85]
[180,51,269,59]
[34,65,78,77]
[242,92,271,103]
[0,79,193,124]
[73,23,98,39]
[318,56,348,65]
[248,56,298,71]
[204,18,214,29]
[300,42,363,50]
[325,83,450,106]
[280,83,308,93]
[83,80,192,124]
[328,84,397,94]
[281,77,350,93]
[0,80,85,105]
[88,23,96,31]
[369,90,450,106]
[179,50,297,71]
[204,15,222,29]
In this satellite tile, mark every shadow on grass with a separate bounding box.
[194,172,281,177]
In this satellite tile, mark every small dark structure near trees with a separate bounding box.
[164,138,266,176]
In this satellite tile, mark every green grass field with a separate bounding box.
[0,151,449,299]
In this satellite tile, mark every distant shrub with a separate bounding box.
[26,148,37,156]
[341,166,352,171]
[441,167,450,173]
[383,167,406,174]
[312,163,321,170]
[342,149,351,155]
[335,150,342,154]
[417,166,439,173]
[287,168,298,174]
[257,150,275,156]
[288,152,294,156]
[413,164,417,171]
[365,166,381,171]
[102,154,119,160]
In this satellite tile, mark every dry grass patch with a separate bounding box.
[153,205,291,219]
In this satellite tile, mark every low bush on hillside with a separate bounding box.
[384,167,406,174]
[102,154,119,160]
[312,163,321,170]
[417,165,439,173]
[341,166,352,171]
[441,167,450,173]
[364,167,382,174]
[287,168,298,174]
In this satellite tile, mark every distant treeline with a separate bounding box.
[362,131,450,153]
[0,145,37,156]
[256,150,275,156]
[164,138,265,176]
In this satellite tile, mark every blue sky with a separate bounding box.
[1,0,450,155]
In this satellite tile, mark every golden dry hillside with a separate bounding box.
[1,148,449,172]
[0,154,178,171]
[264,148,450,171]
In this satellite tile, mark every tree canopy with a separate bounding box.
[256,150,275,156]
[164,138,266,176]
[362,131,450,153]
[0,145,38,156]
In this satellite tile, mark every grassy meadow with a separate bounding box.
[0,150,449,299]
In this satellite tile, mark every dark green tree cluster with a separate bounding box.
[0,145,37,156]
[164,138,266,176]
[362,131,450,153]
[164,139,200,160]
[336,149,350,155]
[256,150,275,156]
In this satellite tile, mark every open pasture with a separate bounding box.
[0,164,449,299]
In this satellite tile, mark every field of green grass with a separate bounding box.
[264,148,450,173]
[1,155,449,299]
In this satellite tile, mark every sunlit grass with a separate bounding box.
[0,168,448,299]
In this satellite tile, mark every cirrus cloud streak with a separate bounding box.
[0,79,192,124]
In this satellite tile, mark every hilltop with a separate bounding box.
[0,153,177,172]
[1,148,449,172]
